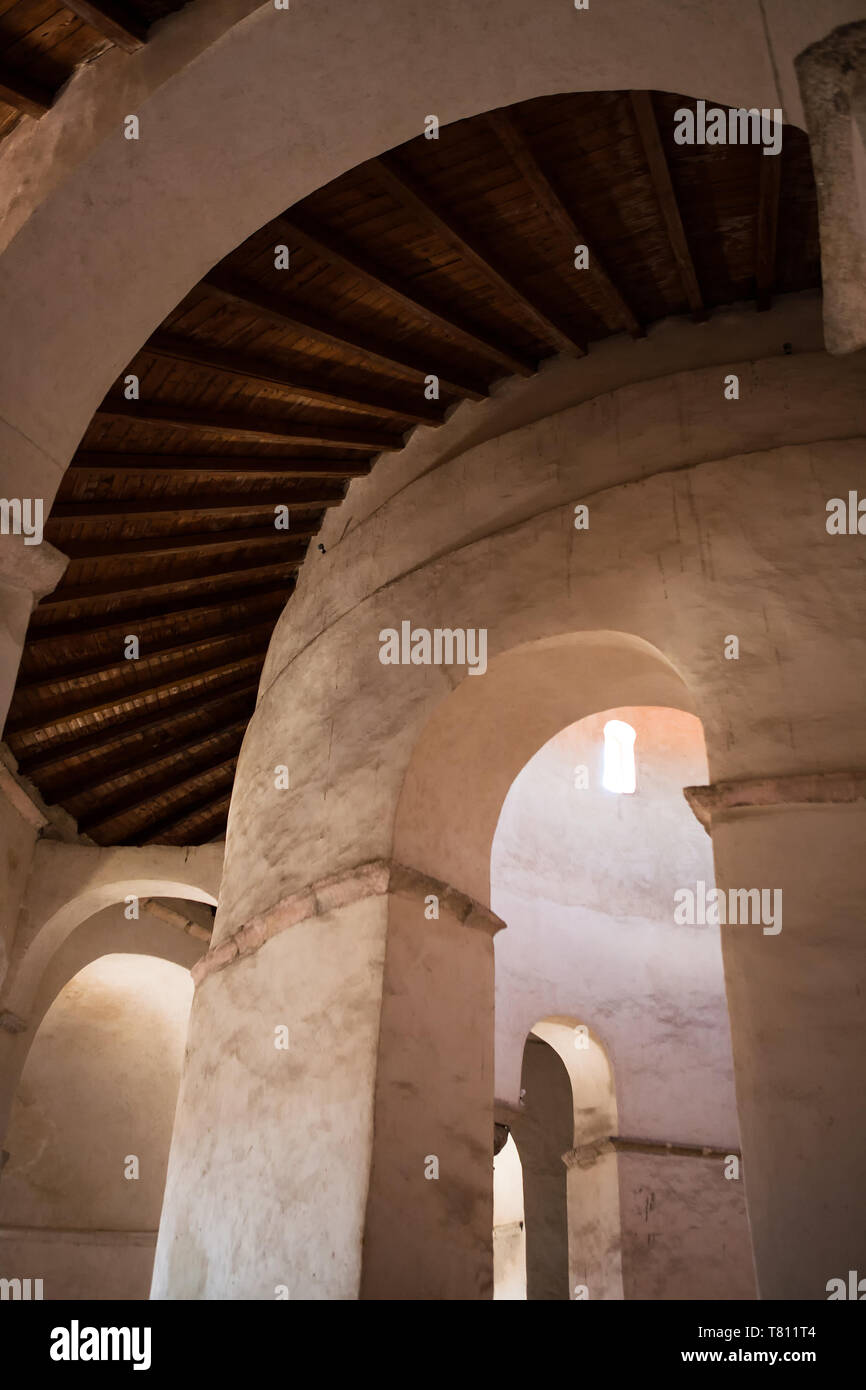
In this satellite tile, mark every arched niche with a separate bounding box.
[0,951,194,1300]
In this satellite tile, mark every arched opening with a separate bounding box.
[492,1132,526,1301]
[0,953,194,1300]
[490,705,755,1299]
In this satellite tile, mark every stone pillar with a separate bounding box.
[151,861,501,1301]
[0,534,67,736]
[686,774,866,1299]
[796,21,866,354]
[506,1036,571,1300]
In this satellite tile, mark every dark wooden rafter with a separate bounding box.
[18,681,259,780]
[628,91,706,320]
[486,109,643,338]
[279,210,537,377]
[70,454,371,479]
[83,754,238,839]
[755,150,782,311]
[204,269,490,398]
[37,555,304,609]
[17,625,276,698]
[62,1,148,52]
[8,653,267,742]
[142,333,445,425]
[372,153,587,356]
[141,786,234,845]
[59,525,316,562]
[67,719,249,810]
[0,66,54,118]
[26,590,290,652]
[95,398,399,451]
[50,489,343,521]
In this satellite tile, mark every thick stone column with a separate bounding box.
[686,774,866,1299]
[151,861,500,1301]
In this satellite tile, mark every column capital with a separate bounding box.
[684,771,866,832]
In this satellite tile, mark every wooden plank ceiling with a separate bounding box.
[0,1,188,141]
[4,90,821,846]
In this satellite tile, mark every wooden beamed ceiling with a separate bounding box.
[5,89,820,846]
[0,1,187,142]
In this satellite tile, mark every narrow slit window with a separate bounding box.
[602,719,636,794]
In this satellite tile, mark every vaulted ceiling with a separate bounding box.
[4,89,821,845]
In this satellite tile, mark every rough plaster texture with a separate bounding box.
[618,1151,756,1301]
[508,1038,572,1301]
[158,326,865,1298]
[0,953,193,1300]
[712,803,866,1299]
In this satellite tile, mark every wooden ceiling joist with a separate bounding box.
[628,90,706,320]
[25,590,290,653]
[141,785,234,845]
[83,755,239,840]
[95,399,399,451]
[18,681,259,780]
[372,153,587,357]
[69,454,371,479]
[8,654,266,743]
[204,269,490,398]
[281,210,537,377]
[65,719,250,809]
[0,65,54,118]
[486,109,643,338]
[37,556,303,609]
[142,333,445,425]
[50,491,342,522]
[60,526,316,563]
[17,626,275,698]
[62,1,148,52]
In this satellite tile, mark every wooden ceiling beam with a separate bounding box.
[629,91,706,320]
[486,110,643,338]
[95,398,399,452]
[142,789,233,846]
[281,211,536,377]
[38,556,303,609]
[50,491,342,523]
[62,1,148,52]
[64,719,249,811]
[25,589,290,651]
[755,150,782,311]
[83,755,239,840]
[204,268,490,398]
[372,154,587,357]
[17,625,275,698]
[16,681,258,779]
[142,333,445,425]
[7,654,266,742]
[0,65,55,118]
[70,453,371,479]
[60,525,316,562]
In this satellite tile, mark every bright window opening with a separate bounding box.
[602,719,636,794]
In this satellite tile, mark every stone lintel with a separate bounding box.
[684,771,866,832]
[193,859,504,986]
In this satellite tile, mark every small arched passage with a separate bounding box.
[0,951,195,1300]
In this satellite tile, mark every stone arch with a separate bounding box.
[0,0,837,513]
[0,950,195,1300]
[0,841,221,1020]
[393,631,694,909]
